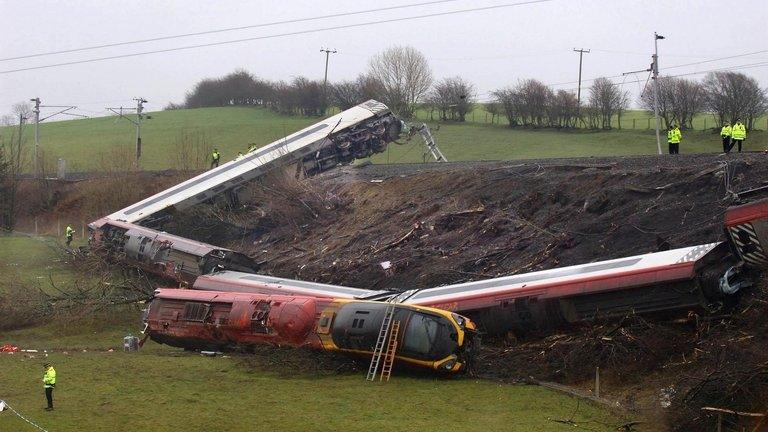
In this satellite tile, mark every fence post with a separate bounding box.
[704,118,707,130]
[485,112,488,123]
[595,367,601,398]
[632,119,636,129]
[472,112,475,122]
[57,218,60,237]
[35,218,38,235]
[647,118,651,129]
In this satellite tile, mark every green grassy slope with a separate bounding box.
[0,234,77,293]
[0,348,622,432]
[2,106,765,171]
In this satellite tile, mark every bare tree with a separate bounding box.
[332,80,363,110]
[367,46,433,118]
[548,90,579,128]
[515,79,552,127]
[640,77,705,129]
[0,115,15,126]
[484,102,502,124]
[426,76,476,121]
[703,71,768,129]
[172,129,212,172]
[0,124,27,230]
[492,87,521,127]
[11,102,32,119]
[588,77,627,129]
[291,77,327,117]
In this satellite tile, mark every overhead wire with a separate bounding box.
[555,61,768,93]
[0,0,466,62]
[0,0,555,75]
[547,49,768,88]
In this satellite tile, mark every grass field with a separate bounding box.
[0,235,628,432]
[0,234,78,293]
[2,106,765,172]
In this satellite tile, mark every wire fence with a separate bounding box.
[410,108,768,131]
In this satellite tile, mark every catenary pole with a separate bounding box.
[652,32,665,155]
[134,98,146,168]
[30,97,40,177]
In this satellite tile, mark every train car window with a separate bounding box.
[251,301,271,334]
[183,302,211,322]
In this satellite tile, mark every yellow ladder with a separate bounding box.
[379,320,400,382]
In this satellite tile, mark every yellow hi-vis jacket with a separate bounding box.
[65,226,75,238]
[43,367,56,388]
[667,128,682,144]
[721,125,732,138]
[211,150,220,161]
[732,122,747,140]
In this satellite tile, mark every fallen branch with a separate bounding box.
[532,379,621,408]
[701,407,765,417]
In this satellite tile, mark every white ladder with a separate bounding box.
[366,304,396,381]
[417,124,448,162]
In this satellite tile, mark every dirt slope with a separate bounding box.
[166,154,767,293]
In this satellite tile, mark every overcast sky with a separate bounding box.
[1,0,766,118]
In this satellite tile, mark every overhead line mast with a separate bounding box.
[106,98,147,168]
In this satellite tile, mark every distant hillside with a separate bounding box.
[1,107,317,172]
[1,106,765,172]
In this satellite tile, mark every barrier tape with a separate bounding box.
[0,400,50,432]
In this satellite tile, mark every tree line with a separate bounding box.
[174,45,767,130]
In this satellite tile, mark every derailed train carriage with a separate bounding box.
[145,288,478,372]
[88,99,768,374]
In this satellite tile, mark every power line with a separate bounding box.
[663,49,768,70]
[547,49,768,88]
[0,0,554,75]
[556,61,768,93]
[0,0,465,63]
[474,61,768,103]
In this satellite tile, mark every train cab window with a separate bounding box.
[400,313,458,361]
[401,314,439,356]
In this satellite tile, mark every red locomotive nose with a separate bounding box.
[274,299,317,343]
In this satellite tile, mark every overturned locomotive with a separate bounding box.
[145,288,477,373]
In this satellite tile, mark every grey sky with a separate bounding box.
[1,0,766,117]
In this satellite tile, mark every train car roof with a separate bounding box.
[107,100,390,224]
[193,271,393,299]
[403,243,721,311]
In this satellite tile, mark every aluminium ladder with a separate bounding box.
[379,320,400,382]
[416,124,448,162]
[366,304,396,381]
